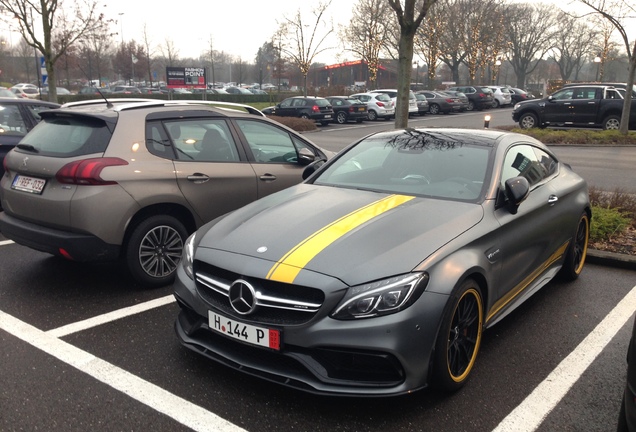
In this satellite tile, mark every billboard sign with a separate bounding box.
[166,67,206,89]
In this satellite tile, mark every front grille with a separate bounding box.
[193,261,325,326]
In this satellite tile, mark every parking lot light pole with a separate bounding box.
[594,56,601,82]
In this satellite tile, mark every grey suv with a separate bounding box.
[0,100,332,287]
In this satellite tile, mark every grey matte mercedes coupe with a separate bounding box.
[173,128,590,396]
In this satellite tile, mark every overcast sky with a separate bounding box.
[105,0,354,65]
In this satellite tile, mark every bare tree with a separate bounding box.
[160,38,180,67]
[141,24,155,87]
[341,0,393,89]
[549,12,598,81]
[592,17,620,82]
[579,0,635,134]
[431,0,468,86]
[506,2,558,89]
[387,0,438,128]
[0,0,107,102]
[276,1,334,96]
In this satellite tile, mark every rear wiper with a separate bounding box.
[16,144,39,153]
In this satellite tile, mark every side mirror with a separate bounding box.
[547,95,555,103]
[302,158,327,180]
[297,148,316,166]
[504,176,530,214]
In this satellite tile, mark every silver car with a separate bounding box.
[0,100,332,287]
[350,92,395,121]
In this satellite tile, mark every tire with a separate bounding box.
[125,215,188,288]
[519,112,539,129]
[429,104,440,115]
[432,279,484,392]
[467,101,475,111]
[558,212,589,281]
[300,113,310,120]
[336,111,347,124]
[494,99,501,108]
[603,115,621,130]
[367,110,378,121]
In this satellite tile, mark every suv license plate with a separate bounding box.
[11,175,46,194]
[208,311,281,350]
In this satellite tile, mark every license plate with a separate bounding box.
[386,109,395,114]
[208,310,281,350]
[324,114,332,119]
[358,107,365,111]
[11,175,46,194]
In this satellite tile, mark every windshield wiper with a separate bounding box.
[16,144,39,153]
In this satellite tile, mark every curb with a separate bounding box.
[587,249,636,271]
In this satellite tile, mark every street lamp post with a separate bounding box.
[594,56,601,82]
[494,58,502,85]
[413,61,419,90]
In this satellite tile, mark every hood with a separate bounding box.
[197,185,484,286]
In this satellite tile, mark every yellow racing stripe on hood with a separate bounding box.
[266,194,415,283]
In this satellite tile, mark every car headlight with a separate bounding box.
[513,103,520,111]
[182,232,196,280]
[331,273,429,320]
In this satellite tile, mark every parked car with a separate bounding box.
[350,92,395,121]
[0,87,18,98]
[224,86,253,95]
[0,98,60,181]
[447,85,494,111]
[78,86,112,95]
[441,90,469,111]
[417,90,462,114]
[618,317,636,432]
[112,85,142,94]
[267,96,334,126]
[0,100,333,287]
[10,86,40,99]
[487,86,513,108]
[370,89,419,116]
[413,93,429,116]
[508,87,533,105]
[40,87,72,96]
[325,96,368,124]
[173,127,590,396]
[11,83,37,90]
[511,84,636,130]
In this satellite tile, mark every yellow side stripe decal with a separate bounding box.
[266,194,415,284]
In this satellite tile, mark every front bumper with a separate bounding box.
[173,265,449,396]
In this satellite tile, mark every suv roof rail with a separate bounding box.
[61,99,265,117]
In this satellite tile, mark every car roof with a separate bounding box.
[59,99,265,117]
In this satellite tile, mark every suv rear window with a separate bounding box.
[313,98,331,107]
[20,115,112,157]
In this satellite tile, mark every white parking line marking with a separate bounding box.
[47,294,176,337]
[493,284,636,432]
[0,310,246,432]
[0,240,15,246]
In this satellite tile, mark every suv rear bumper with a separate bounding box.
[0,212,120,262]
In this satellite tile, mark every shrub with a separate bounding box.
[590,205,631,242]
[265,115,318,132]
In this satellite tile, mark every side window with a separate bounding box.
[235,119,306,163]
[552,89,573,100]
[145,121,175,159]
[0,104,26,136]
[162,119,239,162]
[501,144,552,188]
[280,99,293,108]
[292,98,306,107]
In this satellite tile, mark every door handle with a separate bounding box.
[187,173,210,183]
[548,195,558,205]
[259,174,277,182]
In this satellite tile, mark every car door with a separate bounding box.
[158,118,259,224]
[568,87,601,125]
[493,144,567,301]
[275,98,296,117]
[233,118,318,197]
[544,88,575,123]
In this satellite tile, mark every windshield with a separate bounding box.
[313,129,492,202]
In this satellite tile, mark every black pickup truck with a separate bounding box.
[511,84,636,130]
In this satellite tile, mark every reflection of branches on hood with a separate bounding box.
[384,128,464,151]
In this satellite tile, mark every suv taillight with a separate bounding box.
[311,105,320,113]
[56,157,128,185]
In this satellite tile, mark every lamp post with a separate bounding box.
[594,56,601,82]
[493,58,502,85]
[413,61,419,90]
